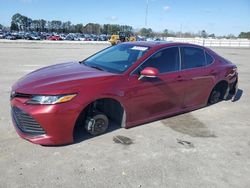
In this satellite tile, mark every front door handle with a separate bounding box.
[176,76,190,81]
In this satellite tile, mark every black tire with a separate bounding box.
[85,113,109,136]
[208,89,221,104]
[116,40,121,45]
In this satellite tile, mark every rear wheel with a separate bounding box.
[208,89,221,104]
[208,81,229,105]
[85,113,109,135]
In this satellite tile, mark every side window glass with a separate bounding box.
[206,52,214,65]
[139,47,180,74]
[181,47,206,70]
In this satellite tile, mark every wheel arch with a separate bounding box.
[207,79,229,104]
[73,97,127,139]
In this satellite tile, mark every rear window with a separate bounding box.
[181,47,206,70]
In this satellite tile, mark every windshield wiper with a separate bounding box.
[89,65,105,71]
[81,61,105,72]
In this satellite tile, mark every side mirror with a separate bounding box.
[138,67,159,80]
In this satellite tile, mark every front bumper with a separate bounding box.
[10,97,83,145]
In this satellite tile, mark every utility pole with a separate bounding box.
[180,24,182,38]
[145,0,149,27]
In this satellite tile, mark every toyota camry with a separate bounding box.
[10,42,238,145]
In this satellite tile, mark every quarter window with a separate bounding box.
[139,47,180,74]
[206,52,214,65]
[181,47,206,70]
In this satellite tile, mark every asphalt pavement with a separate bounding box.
[0,42,249,188]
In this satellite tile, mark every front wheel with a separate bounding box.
[85,113,109,135]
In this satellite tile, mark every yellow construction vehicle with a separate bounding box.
[109,32,136,45]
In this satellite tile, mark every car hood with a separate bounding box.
[12,62,116,94]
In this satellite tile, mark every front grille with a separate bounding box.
[12,107,46,136]
[10,92,31,100]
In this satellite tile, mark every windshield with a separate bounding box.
[82,44,150,74]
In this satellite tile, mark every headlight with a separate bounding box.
[26,94,77,105]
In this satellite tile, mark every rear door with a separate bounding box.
[180,46,215,108]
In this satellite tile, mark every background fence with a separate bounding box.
[165,37,250,48]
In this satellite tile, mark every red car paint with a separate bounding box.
[10,42,238,145]
[47,35,62,41]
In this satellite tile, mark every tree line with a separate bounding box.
[9,13,133,35]
[238,32,250,39]
[1,13,249,39]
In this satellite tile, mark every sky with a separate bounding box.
[0,0,249,36]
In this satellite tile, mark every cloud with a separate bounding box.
[106,16,118,21]
[163,6,170,12]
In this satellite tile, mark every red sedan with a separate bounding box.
[10,42,238,145]
[47,35,62,41]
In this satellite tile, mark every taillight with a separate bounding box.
[226,67,237,78]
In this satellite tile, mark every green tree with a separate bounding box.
[31,19,46,32]
[140,28,153,37]
[93,23,101,34]
[102,24,125,35]
[162,29,169,37]
[84,23,94,34]
[11,13,32,31]
[62,21,71,33]
[225,34,236,39]
[84,23,101,34]
[120,25,133,34]
[31,20,40,31]
[39,19,46,32]
[75,24,84,33]
[10,21,19,31]
[239,32,250,39]
[103,24,111,34]
[26,17,32,31]
[50,20,62,32]
[208,33,215,38]
[11,13,23,31]
[201,30,207,38]
[9,12,137,34]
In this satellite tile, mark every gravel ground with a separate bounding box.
[0,42,250,188]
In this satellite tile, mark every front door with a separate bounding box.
[124,47,188,126]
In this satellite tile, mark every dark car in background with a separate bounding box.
[10,42,238,145]
[5,33,17,40]
[25,33,41,40]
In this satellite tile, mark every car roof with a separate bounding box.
[125,41,205,49]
